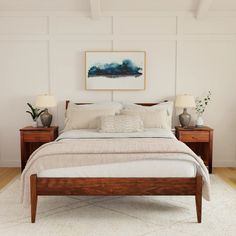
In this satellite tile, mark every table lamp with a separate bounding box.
[35,95,56,127]
[175,94,196,128]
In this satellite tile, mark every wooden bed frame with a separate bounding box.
[30,101,203,223]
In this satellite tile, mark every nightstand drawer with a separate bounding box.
[179,131,209,142]
[23,132,51,142]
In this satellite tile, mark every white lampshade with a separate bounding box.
[35,95,56,108]
[175,94,196,108]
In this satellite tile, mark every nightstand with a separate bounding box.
[175,126,213,173]
[20,126,58,171]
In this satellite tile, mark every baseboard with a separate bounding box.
[213,161,236,167]
[0,160,21,167]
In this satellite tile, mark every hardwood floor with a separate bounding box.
[213,167,236,190]
[0,168,20,190]
[0,167,236,191]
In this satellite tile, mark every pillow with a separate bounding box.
[121,109,168,129]
[99,115,144,133]
[64,108,117,131]
[67,101,122,117]
[122,101,173,129]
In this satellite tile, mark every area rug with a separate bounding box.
[0,175,236,236]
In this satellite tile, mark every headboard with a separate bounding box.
[65,100,161,110]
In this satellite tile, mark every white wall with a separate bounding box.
[0,11,236,167]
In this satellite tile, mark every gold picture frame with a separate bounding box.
[85,51,146,91]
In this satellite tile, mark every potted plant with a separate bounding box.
[26,103,45,127]
[195,91,211,127]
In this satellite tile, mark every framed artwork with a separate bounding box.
[85,51,146,90]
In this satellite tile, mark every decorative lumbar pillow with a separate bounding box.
[122,101,173,129]
[64,108,117,131]
[99,115,144,133]
[121,109,168,129]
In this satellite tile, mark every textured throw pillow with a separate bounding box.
[64,108,117,131]
[122,101,173,129]
[99,115,144,133]
[121,109,168,129]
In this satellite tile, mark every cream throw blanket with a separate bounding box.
[21,138,210,206]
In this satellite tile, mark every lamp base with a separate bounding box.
[40,109,52,127]
[179,108,191,128]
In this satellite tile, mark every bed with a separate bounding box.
[21,101,210,223]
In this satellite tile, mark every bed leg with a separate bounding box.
[30,174,38,223]
[195,176,202,223]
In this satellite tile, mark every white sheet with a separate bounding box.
[38,158,197,178]
[57,128,176,141]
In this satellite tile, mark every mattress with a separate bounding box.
[38,159,197,178]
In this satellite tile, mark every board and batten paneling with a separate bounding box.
[114,16,177,35]
[0,41,49,166]
[178,40,236,165]
[0,13,236,167]
[0,16,48,34]
[183,16,236,34]
[52,16,112,35]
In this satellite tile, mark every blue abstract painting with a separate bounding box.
[85,51,146,90]
[88,59,142,78]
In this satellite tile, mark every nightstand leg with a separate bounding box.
[209,164,212,174]
[209,130,213,174]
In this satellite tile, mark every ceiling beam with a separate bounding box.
[196,0,213,19]
[90,0,101,19]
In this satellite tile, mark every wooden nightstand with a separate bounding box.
[175,126,213,173]
[20,126,58,171]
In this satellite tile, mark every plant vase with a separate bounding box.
[32,119,38,128]
[196,115,204,127]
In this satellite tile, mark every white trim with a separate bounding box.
[213,161,236,168]
[0,11,236,18]
[196,0,213,19]
[0,160,21,167]
[90,0,101,19]
[1,35,236,42]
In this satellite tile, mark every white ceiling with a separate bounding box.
[0,0,235,11]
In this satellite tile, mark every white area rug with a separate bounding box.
[0,175,236,236]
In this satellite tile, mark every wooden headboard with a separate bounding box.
[65,100,162,109]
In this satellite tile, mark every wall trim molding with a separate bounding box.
[0,11,236,17]
[0,160,21,167]
[213,161,236,168]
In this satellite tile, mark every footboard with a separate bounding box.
[30,175,202,223]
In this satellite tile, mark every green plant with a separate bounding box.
[26,103,45,121]
[195,91,211,115]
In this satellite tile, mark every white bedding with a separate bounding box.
[38,158,197,178]
[57,128,176,140]
[21,128,210,205]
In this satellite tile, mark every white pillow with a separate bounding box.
[64,108,117,131]
[122,101,173,129]
[67,102,122,115]
[99,115,144,133]
[121,109,168,129]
